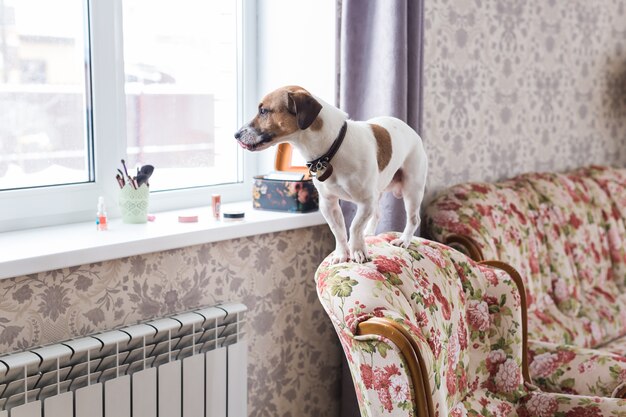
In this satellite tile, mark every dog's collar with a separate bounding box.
[305,121,348,182]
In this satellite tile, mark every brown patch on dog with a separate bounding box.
[370,124,392,171]
[309,117,324,131]
[249,85,321,138]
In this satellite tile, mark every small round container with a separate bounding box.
[222,211,245,222]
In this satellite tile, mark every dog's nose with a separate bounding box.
[234,130,242,140]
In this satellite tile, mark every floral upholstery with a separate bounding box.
[425,165,626,397]
[527,341,626,397]
[518,392,626,417]
[315,233,626,416]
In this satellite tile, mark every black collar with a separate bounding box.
[305,121,348,182]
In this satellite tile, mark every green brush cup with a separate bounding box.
[119,184,149,223]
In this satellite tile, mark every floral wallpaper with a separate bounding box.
[422,0,626,203]
[0,225,340,417]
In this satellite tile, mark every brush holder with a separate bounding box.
[119,184,149,223]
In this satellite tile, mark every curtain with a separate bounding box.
[337,1,424,415]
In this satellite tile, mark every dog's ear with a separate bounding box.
[287,91,322,130]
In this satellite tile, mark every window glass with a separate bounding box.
[122,0,240,191]
[0,0,92,190]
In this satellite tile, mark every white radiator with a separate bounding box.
[0,303,247,417]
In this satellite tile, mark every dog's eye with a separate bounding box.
[259,108,268,115]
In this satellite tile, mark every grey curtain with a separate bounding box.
[339,0,424,234]
[337,1,424,415]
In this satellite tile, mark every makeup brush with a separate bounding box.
[121,159,136,189]
[136,173,149,187]
[115,174,125,189]
[139,165,154,177]
[136,165,155,187]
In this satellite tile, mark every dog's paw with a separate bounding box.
[390,238,411,249]
[350,249,371,264]
[330,249,350,264]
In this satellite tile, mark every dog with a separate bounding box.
[235,86,428,264]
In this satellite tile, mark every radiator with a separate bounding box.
[0,302,247,417]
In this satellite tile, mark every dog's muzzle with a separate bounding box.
[234,127,274,151]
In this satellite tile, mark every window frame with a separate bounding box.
[0,0,258,232]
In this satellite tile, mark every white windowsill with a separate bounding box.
[0,201,326,281]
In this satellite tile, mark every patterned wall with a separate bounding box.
[0,226,340,417]
[422,0,626,203]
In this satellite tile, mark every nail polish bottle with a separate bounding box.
[96,196,108,231]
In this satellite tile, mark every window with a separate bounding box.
[122,0,240,191]
[0,0,256,232]
[0,0,93,191]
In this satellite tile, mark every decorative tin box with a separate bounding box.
[252,175,319,213]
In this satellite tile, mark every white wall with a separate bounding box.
[255,0,337,171]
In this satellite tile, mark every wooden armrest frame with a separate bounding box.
[479,260,532,385]
[356,317,434,417]
[443,234,484,261]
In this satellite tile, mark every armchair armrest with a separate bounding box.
[479,260,532,385]
[331,315,426,417]
[357,317,434,417]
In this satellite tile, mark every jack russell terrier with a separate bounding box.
[235,86,428,264]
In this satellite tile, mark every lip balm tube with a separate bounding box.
[212,194,221,219]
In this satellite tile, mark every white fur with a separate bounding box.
[288,97,429,263]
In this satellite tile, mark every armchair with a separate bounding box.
[425,166,626,398]
[316,233,626,416]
